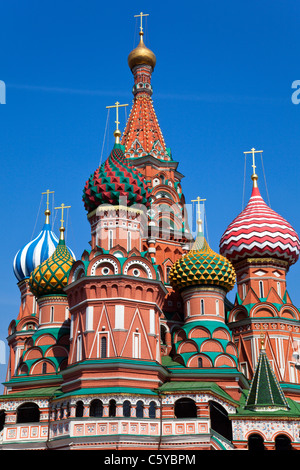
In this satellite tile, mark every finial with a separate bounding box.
[42,189,55,224]
[134,11,149,37]
[106,101,128,144]
[244,148,263,188]
[54,203,71,241]
[260,324,265,350]
[191,196,206,233]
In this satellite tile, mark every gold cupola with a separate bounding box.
[128,12,156,70]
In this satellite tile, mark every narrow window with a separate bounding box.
[186,300,191,317]
[166,266,171,284]
[108,230,113,249]
[215,299,219,316]
[65,306,69,321]
[101,336,107,358]
[259,281,264,298]
[50,306,54,323]
[133,333,140,358]
[277,282,281,298]
[42,362,47,374]
[198,357,203,368]
[127,231,131,251]
[242,283,247,300]
[200,299,205,315]
[77,335,82,362]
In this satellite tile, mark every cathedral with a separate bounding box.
[1,14,300,451]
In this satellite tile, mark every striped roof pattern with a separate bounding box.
[83,145,151,213]
[13,222,59,282]
[219,186,300,267]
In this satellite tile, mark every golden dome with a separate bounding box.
[128,32,156,70]
[169,231,236,293]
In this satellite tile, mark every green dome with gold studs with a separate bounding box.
[29,228,75,298]
[169,228,236,293]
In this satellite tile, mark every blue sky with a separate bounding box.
[1,0,300,387]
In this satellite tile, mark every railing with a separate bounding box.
[1,417,211,444]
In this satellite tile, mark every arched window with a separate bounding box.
[160,325,167,345]
[200,299,205,315]
[242,283,247,300]
[136,400,144,418]
[127,231,131,251]
[198,357,203,368]
[275,434,292,451]
[248,433,265,451]
[123,400,131,417]
[75,400,84,418]
[90,399,103,417]
[109,399,116,417]
[277,282,281,298]
[50,306,54,323]
[149,401,156,419]
[42,362,47,375]
[100,336,107,358]
[108,230,114,250]
[259,280,264,298]
[17,402,40,424]
[174,398,197,418]
[215,299,219,315]
[209,401,232,441]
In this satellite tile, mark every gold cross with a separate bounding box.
[42,189,54,212]
[54,203,71,229]
[106,101,128,132]
[134,11,149,33]
[191,196,206,223]
[244,148,263,176]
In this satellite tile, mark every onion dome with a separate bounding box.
[169,221,236,293]
[83,144,151,213]
[219,174,300,267]
[29,226,75,298]
[128,31,156,70]
[13,209,59,282]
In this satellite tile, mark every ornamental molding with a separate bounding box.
[90,258,119,276]
[162,393,236,414]
[123,259,153,279]
[232,418,300,442]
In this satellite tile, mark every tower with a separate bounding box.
[219,149,300,398]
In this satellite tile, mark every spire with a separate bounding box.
[122,13,169,161]
[244,331,289,411]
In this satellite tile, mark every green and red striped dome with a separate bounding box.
[83,145,151,212]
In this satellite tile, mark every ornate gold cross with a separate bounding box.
[42,189,54,212]
[55,203,71,229]
[244,148,263,176]
[191,196,206,223]
[134,11,149,33]
[106,101,128,141]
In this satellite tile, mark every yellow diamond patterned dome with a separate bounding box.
[29,238,74,297]
[169,231,236,293]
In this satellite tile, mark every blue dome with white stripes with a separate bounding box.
[13,219,59,283]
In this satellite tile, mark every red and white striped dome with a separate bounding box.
[219,183,300,267]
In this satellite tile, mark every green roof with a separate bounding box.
[244,347,289,411]
[158,381,239,405]
[0,386,61,400]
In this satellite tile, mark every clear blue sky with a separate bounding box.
[1,0,300,387]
